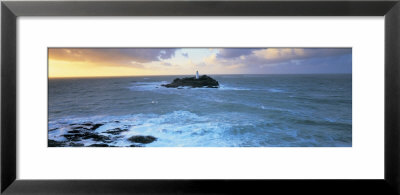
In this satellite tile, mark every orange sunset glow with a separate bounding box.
[48,48,352,78]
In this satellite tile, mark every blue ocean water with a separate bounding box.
[48,74,352,147]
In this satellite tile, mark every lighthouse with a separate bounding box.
[196,70,199,79]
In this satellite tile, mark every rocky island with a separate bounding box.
[162,72,219,88]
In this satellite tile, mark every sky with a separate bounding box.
[48,48,352,78]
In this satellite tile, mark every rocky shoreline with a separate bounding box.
[48,122,158,147]
[162,75,219,88]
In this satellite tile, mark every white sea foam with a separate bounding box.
[48,111,241,147]
[218,85,251,91]
[128,81,169,91]
[129,81,253,92]
[48,109,351,147]
[267,88,285,93]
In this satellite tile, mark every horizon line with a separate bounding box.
[48,73,352,79]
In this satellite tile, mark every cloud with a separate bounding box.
[162,62,172,66]
[49,48,178,67]
[158,49,176,60]
[217,48,258,59]
[212,48,350,67]
[259,54,352,74]
[249,48,351,67]
[49,48,352,74]
[253,48,349,61]
[203,53,217,65]
[198,48,351,74]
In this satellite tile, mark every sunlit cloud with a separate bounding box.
[49,48,177,65]
[48,48,351,78]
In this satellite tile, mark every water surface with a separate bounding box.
[48,74,352,147]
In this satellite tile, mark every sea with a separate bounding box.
[48,74,352,147]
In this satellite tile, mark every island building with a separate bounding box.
[196,71,199,79]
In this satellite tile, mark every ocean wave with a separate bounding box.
[127,81,287,94]
[48,109,351,147]
[287,117,351,128]
[128,81,168,91]
[267,88,285,93]
[48,111,239,147]
[218,85,251,91]
[128,81,254,93]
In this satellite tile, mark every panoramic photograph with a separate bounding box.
[48,48,352,147]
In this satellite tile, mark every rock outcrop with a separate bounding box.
[49,122,159,147]
[162,75,219,88]
[128,135,157,144]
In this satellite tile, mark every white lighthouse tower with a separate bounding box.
[196,70,199,79]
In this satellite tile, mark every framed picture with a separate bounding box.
[2,0,399,194]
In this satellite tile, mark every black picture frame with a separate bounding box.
[2,0,400,194]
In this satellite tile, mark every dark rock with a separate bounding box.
[81,122,93,126]
[48,139,66,147]
[129,144,143,147]
[128,135,157,144]
[70,123,103,131]
[104,128,128,135]
[90,123,104,130]
[82,133,110,142]
[162,75,219,88]
[67,130,81,134]
[69,143,84,147]
[63,130,110,143]
[88,144,109,147]
[71,126,90,131]
[63,134,82,141]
